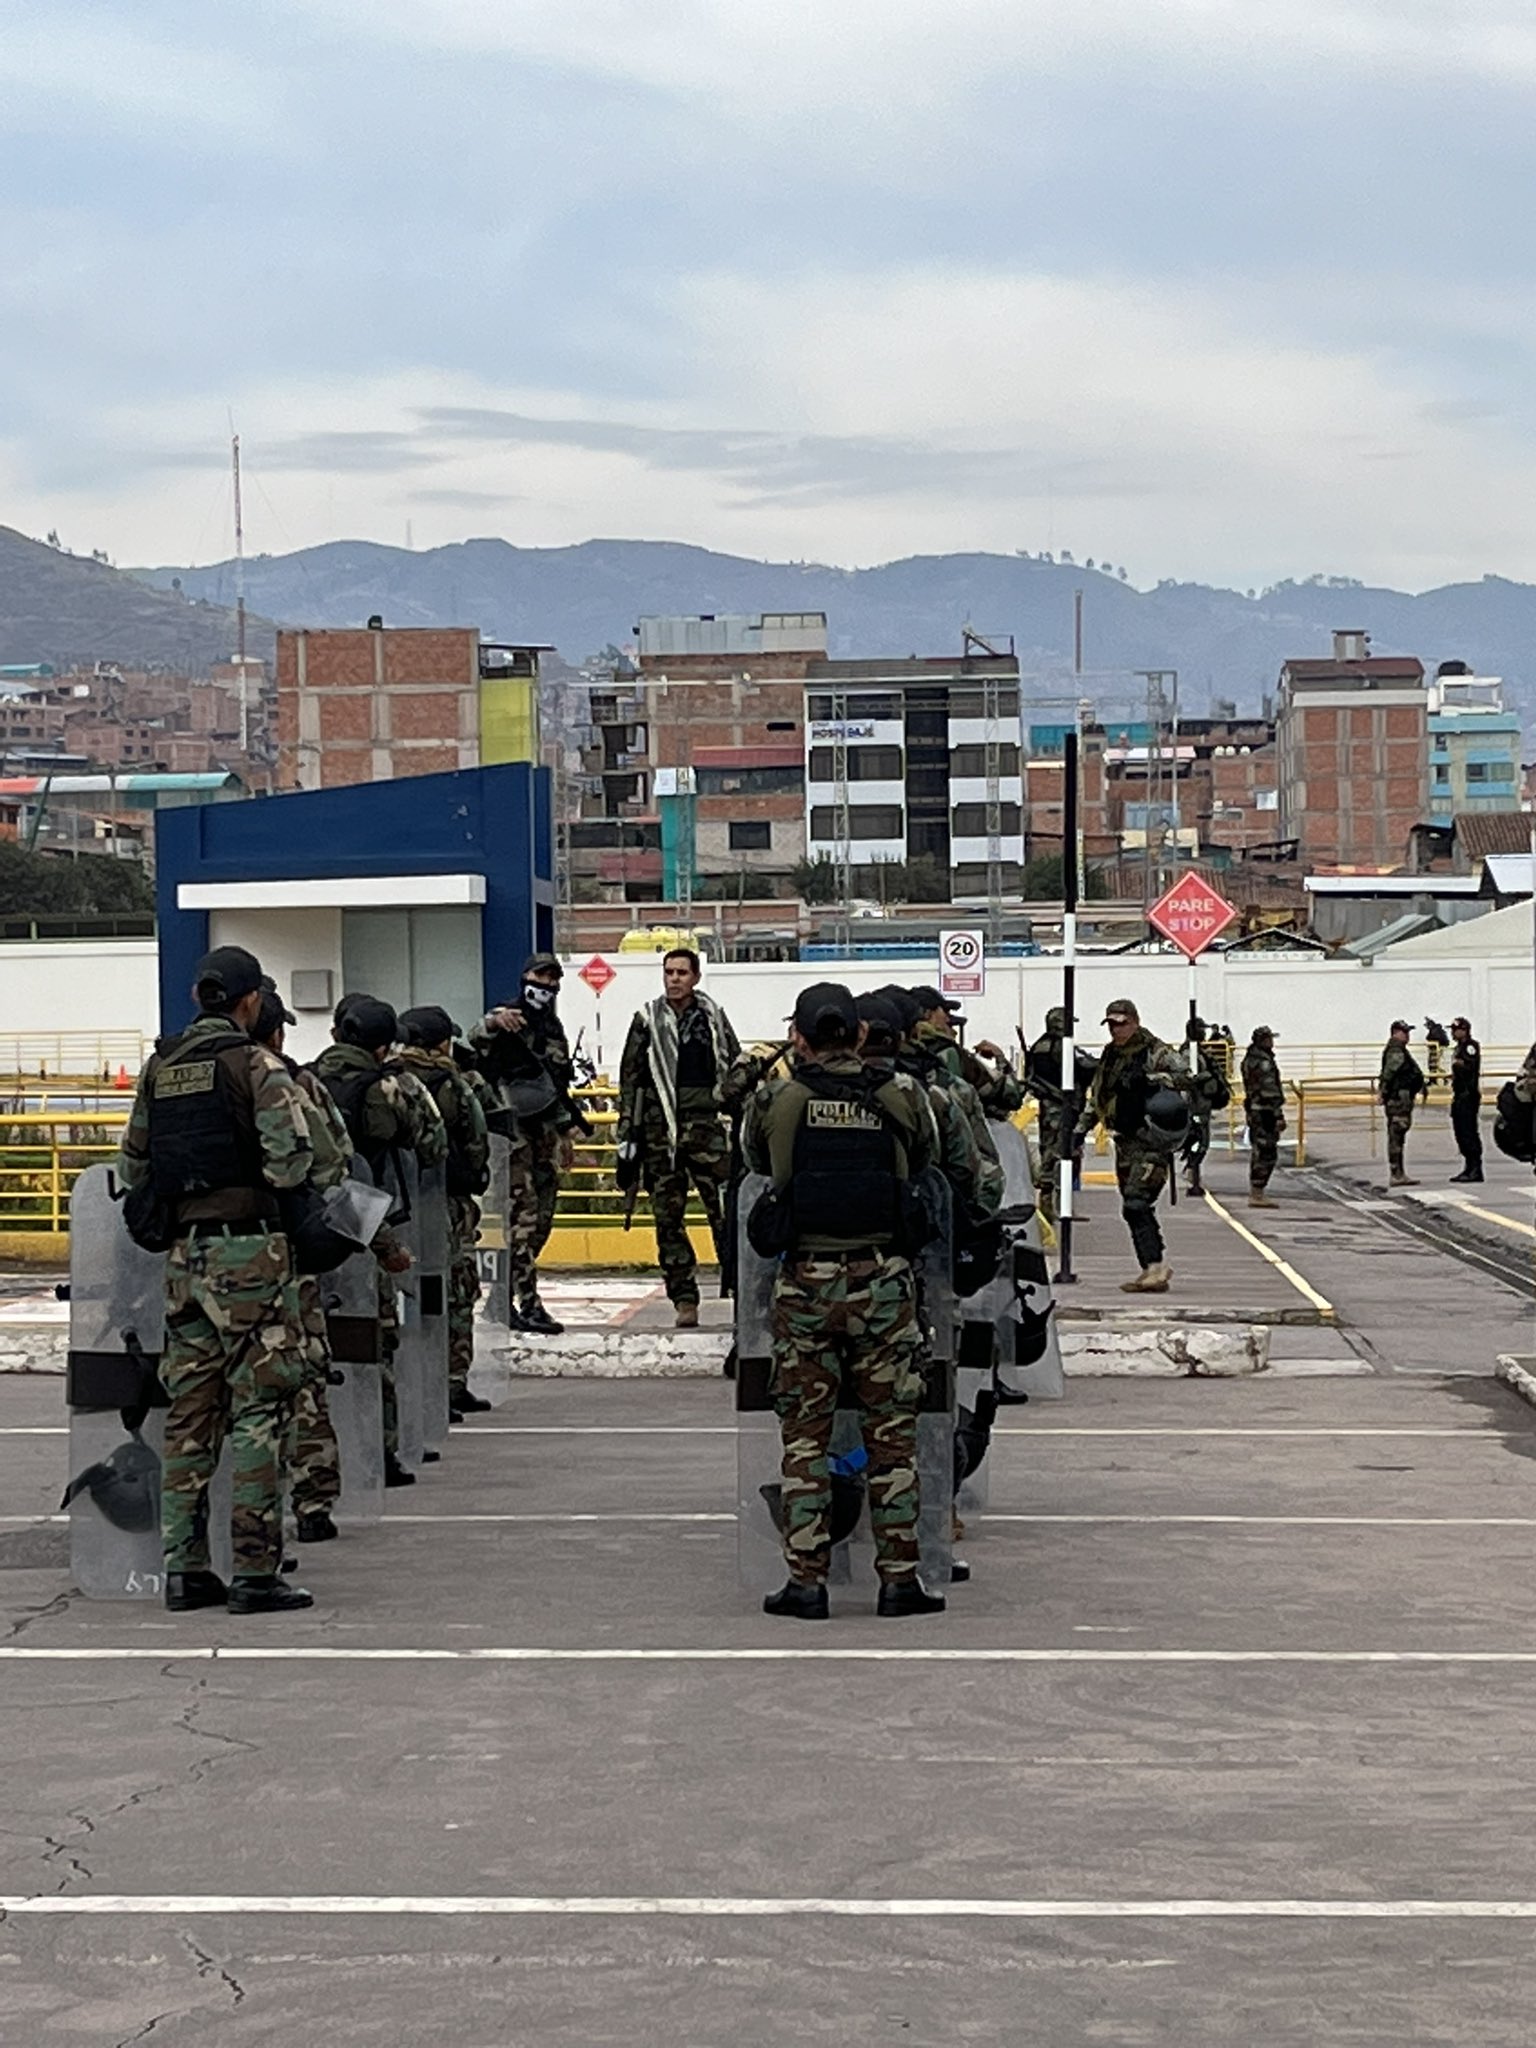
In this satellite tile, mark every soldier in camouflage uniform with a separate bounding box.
[313,996,447,1485]
[1025,1006,1097,1226]
[116,946,317,1615]
[909,986,1027,1116]
[473,954,584,1336]
[1378,1020,1428,1189]
[1241,1026,1286,1209]
[743,982,944,1620]
[1077,997,1191,1293]
[617,948,755,1328]
[399,1006,492,1417]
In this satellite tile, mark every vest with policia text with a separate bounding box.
[146,1026,274,1224]
[786,1067,908,1249]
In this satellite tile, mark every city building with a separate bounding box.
[275,626,545,791]
[1276,630,1428,869]
[1426,663,1523,816]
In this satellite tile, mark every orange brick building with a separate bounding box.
[275,626,543,790]
[1277,631,1428,869]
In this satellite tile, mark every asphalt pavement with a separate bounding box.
[7,1336,1536,2043]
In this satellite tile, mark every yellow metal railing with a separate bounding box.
[0,1032,149,1082]
[0,1111,127,1233]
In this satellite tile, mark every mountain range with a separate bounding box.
[2,522,1534,727]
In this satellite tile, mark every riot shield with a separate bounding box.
[735,1171,954,1596]
[63,1166,233,1597]
[990,1119,1064,1403]
[387,1152,449,1462]
[480,1133,512,1333]
[316,1188,386,1521]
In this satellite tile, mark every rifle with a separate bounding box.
[618,1077,646,1231]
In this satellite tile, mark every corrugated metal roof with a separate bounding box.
[1484,853,1535,895]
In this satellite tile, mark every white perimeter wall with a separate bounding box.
[2,938,1533,1077]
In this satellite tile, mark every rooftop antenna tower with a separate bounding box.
[231,431,249,755]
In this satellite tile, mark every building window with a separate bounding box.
[1489,760,1516,782]
[729,820,771,851]
[951,802,1022,836]
[948,685,1021,719]
[806,692,900,721]
[950,743,1020,778]
[696,764,801,796]
[807,745,903,782]
[1466,762,1488,781]
[810,804,904,840]
[1432,765,1451,784]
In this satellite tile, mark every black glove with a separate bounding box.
[615,1140,642,1193]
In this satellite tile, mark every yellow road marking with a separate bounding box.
[1456,1200,1536,1244]
[1200,1190,1337,1323]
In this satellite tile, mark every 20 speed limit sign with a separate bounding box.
[939,928,985,998]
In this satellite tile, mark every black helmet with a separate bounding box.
[1141,1087,1191,1153]
[59,1430,161,1533]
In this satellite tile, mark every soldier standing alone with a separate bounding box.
[1241,1026,1285,1209]
[1378,1020,1428,1189]
[743,982,944,1620]
[1077,998,1190,1293]
[1448,1016,1484,1184]
[116,946,317,1615]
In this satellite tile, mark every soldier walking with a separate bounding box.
[1077,998,1191,1293]
[616,947,751,1329]
[399,1007,493,1416]
[116,946,317,1615]
[473,954,584,1335]
[1378,1020,1428,1189]
[743,982,944,1620]
[1448,1016,1484,1184]
[1242,1026,1286,1209]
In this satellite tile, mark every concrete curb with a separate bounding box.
[0,1322,64,1375]
[1496,1356,1536,1407]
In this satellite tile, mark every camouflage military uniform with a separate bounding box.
[284,1063,354,1517]
[619,995,754,1309]
[116,1016,313,1578]
[1241,1038,1286,1194]
[312,1043,446,1455]
[1079,1026,1189,1271]
[471,1011,575,1317]
[915,1021,1026,1118]
[743,1053,935,1586]
[398,1044,489,1396]
[1378,1038,1426,1181]
[1183,1042,1227,1193]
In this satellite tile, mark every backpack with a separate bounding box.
[1493,1079,1536,1164]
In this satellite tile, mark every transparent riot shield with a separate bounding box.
[317,1223,386,1521]
[480,1133,512,1333]
[735,1171,955,1597]
[64,1167,232,1598]
[388,1152,449,1463]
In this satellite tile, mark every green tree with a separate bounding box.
[0,841,154,918]
[791,853,841,905]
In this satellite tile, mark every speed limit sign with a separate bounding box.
[939,928,985,998]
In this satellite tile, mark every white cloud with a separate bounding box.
[11,264,1535,590]
[0,14,278,137]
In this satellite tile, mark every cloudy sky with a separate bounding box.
[4,0,1535,588]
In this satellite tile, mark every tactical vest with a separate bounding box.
[787,1068,905,1245]
[316,1062,389,1176]
[147,1026,271,1221]
[1105,1045,1152,1138]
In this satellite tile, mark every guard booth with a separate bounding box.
[153,763,554,1061]
[734,1174,956,1596]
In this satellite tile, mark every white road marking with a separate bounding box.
[985,1514,1536,1527]
[1199,1190,1336,1319]
[0,1427,68,1435]
[5,1646,1536,1665]
[446,1426,1502,1441]
[378,1513,734,1524]
[4,1894,1536,1920]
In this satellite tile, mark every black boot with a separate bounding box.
[384,1454,416,1488]
[877,1578,947,1618]
[519,1298,565,1336]
[453,1390,493,1415]
[950,1559,972,1584]
[762,1581,829,1620]
[421,1449,441,1463]
[164,1570,227,1612]
[227,1575,314,1615]
[296,1510,338,1543]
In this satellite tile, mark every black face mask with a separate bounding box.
[522,983,557,1014]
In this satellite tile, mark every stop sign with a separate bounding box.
[1147,872,1237,959]
[578,954,616,994]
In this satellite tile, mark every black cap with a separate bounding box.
[855,992,902,1053]
[521,952,563,980]
[875,983,923,1032]
[792,981,859,1040]
[193,945,264,1005]
[400,1004,458,1048]
[1451,1016,1471,1031]
[908,984,961,1015]
[337,995,399,1052]
[1390,1019,1412,1034]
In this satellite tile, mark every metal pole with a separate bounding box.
[1056,725,1080,1284]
